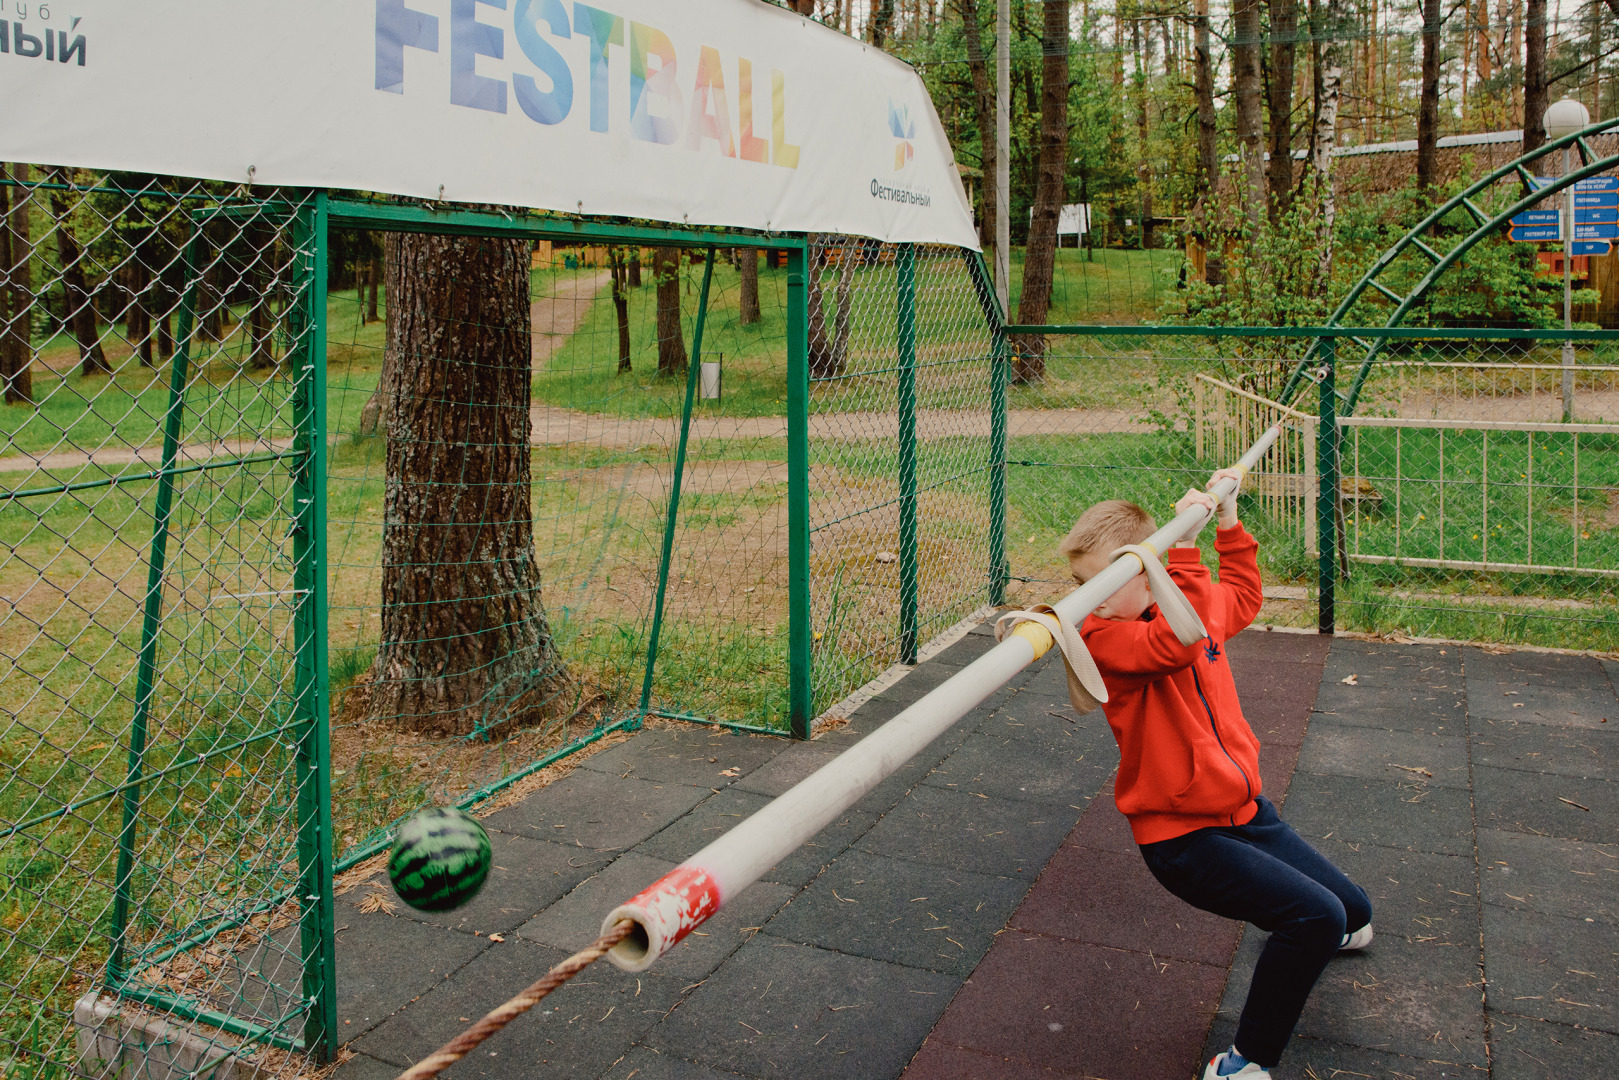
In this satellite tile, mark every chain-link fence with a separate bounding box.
[1000,326,1619,653]
[0,171,1011,1078]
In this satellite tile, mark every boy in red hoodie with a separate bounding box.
[1061,472,1372,1080]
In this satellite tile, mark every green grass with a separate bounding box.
[1008,247,1183,325]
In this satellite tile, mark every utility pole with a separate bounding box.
[995,0,1010,314]
[1544,97,1590,422]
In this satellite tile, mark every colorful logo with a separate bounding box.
[888,101,916,170]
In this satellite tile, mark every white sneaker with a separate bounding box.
[1202,1050,1272,1080]
[1340,923,1374,951]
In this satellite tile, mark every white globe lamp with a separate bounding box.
[1544,98,1591,140]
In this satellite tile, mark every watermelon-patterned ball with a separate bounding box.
[387,807,492,913]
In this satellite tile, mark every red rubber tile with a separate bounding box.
[1224,629,1330,666]
[904,1039,1085,1080]
[1011,845,1241,966]
[923,934,1228,1078]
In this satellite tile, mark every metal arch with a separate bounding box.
[1277,115,1619,413]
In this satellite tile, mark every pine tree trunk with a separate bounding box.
[738,248,761,325]
[653,247,687,376]
[1267,0,1298,220]
[367,232,567,737]
[1416,0,1442,195]
[1134,20,1155,250]
[1012,0,1069,383]
[609,247,632,373]
[248,226,276,370]
[1233,0,1266,224]
[0,164,34,404]
[806,238,838,378]
[1522,0,1547,155]
[957,0,997,257]
[628,250,642,288]
[48,174,110,377]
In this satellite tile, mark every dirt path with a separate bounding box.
[534,271,612,363]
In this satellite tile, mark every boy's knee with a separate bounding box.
[1287,896,1346,952]
[1344,885,1373,933]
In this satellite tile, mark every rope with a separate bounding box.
[394,919,638,1080]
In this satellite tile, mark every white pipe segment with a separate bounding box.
[602,426,1284,972]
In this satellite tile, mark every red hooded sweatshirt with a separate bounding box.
[1079,523,1266,845]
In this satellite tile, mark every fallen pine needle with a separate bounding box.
[1560,798,1592,811]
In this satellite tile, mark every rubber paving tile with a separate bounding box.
[765,848,1029,976]
[1470,719,1619,781]
[480,770,710,852]
[1486,1014,1619,1080]
[1472,764,1619,845]
[331,912,490,1036]
[1292,725,1472,789]
[1009,844,1241,966]
[1466,678,1619,728]
[902,1040,1086,1080]
[574,727,789,788]
[918,728,1115,805]
[924,932,1228,1078]
[1281,773,1477,856]
[641,937,959,1080]
[1202,1020,1482,1080]
[598,1046,758,1080]
[1476,828,1619,924]
[352,936,685,1078]
[1465,646,1615,690]
[1311,837,1478,946]
[857,783,1080,879]
[1481,902,1619,1031]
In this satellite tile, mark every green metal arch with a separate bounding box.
[1278,115,1619,412]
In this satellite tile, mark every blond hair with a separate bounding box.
[1058,500,1156,567]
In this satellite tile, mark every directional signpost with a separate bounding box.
[1509,175,1619,256]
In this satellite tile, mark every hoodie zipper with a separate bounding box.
[1190,658,1252,822]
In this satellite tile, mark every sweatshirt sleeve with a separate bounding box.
[1169,522,1264,641]
[1079,559,1211,687]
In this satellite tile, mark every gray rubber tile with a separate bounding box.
[764,848,1028,975]
[875,661,975,702]
[732,744,843,797]
[1482,903,1619,1031]
[1478,829,1619,925]
[1466,647,1614,690]
[330,1053,405,1080]
[1488,1013,1619,1080]
[352,935,683,1077]
[1219,922,1488,1065]
[1467,679,1618,728]
[642,937,959,1080]
[574,727,789,788]
[331,913,490,1035]
[858,784,1080,879]
[516,852,793,982]
[1311,682,1468,731]
[598,1046,751,1080]
[927,632,1001,669]
[1313,838,1479,947]
[1325,639,1465,680]
[1473,765,1619,845]
[1282,773,1478,856]
[340,832,612,936]
[918,729,1115,806]
[633,786,877,890]
[481,771,710,852]
[1293,725,1472,789]
[1470,719,1619,781]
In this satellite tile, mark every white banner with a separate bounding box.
[0,0,979,249]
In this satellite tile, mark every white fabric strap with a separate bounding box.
[994,604,1108,715]
[1109,543,1209,647]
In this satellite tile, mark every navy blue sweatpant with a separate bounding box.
[1138,796,1371,1068]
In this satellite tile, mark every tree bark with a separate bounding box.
[125,234,156,368]
[806,238,839,378]
[608,247,632,372]
[1,164,35,404]
[1134,19,1155,250]
[1267,0,1298,220]
[1522,0,1548,155]
[1415,0,1442,195]
[368,232,567,737]
[1233,0,1266,224]
[653,247,687,376]
[1012,0,1069,382]
[957,0,998,258]
[1192,0,1218,206]
[738,248,761,325]
[47,180,111,378]
[1311,0,1343,296]
[628,250,642,288]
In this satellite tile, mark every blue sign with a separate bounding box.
[1577,207,1619,225]
[1537,175,1619,192]
[1574,222,1619,239]
[1511,209,1560,227]
[1572,240,1613,256]
[1575,192,1619,208]
[1511,224,1562,242]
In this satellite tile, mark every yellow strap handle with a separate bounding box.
[995,605,1109,715]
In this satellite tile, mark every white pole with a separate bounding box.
[995,0,1010,315]
[1562,145,1576,422]
[602,426,1285,972]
